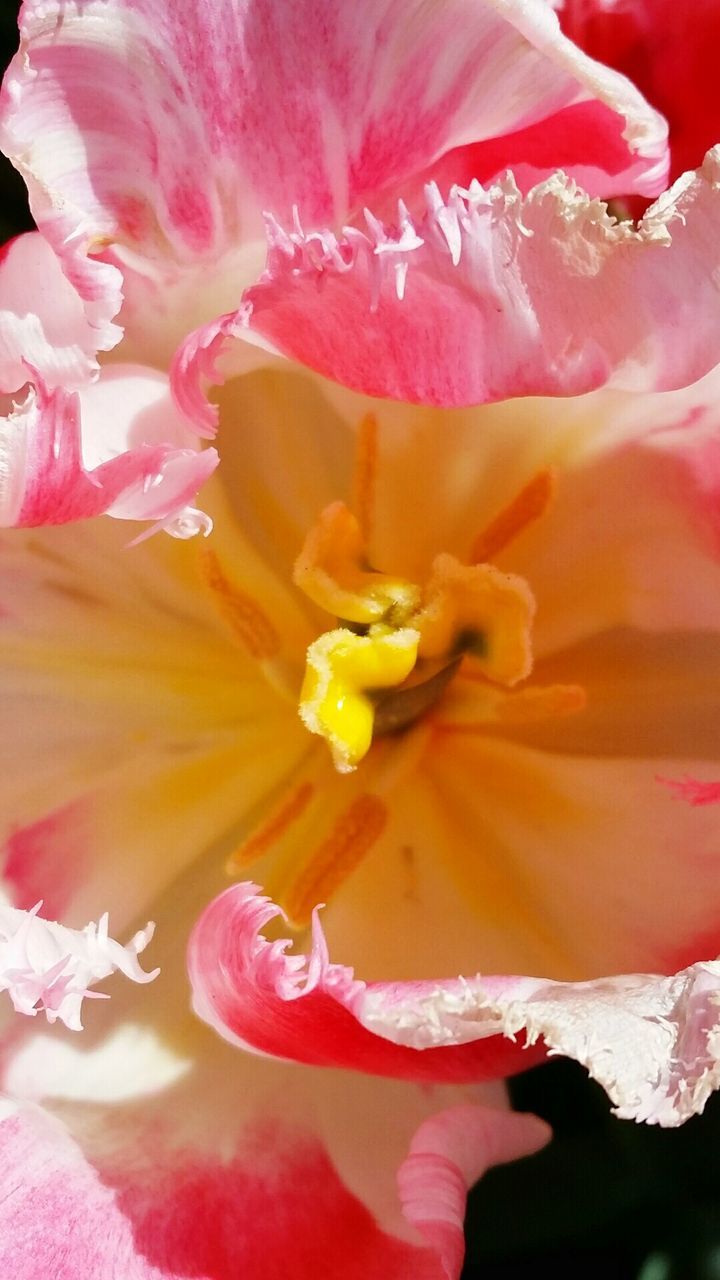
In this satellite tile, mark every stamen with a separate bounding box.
[198,547,280,659]
[470,469,555,564]
[294,501,420,624]
[281,794,388,928]
[299,625,420,772]
[434,676,586,731]
[351,412,379,544]
[226,781,315,873]
[415,553,535,686]
[488,682,586,723]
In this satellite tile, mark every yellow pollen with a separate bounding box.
[299,625,420,772]
[198,547,280,659]
[226,781,315,873]
[293,501,420,625]
[351,412,379,544]
[281,793,388,928]
[470,469,555,564]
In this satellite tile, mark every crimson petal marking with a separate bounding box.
[658,776,720,806]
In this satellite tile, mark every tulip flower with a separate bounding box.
[1,1,720,1277]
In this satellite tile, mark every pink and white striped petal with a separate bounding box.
[0,233,99,394]
[0,855,547,1280]
[190,882,720,1126]
[0,901,157,1030]
[0,1080,547,1280]
[0,0,667,356]
[225,151,720,414]
[189,884,545,1083]
[0,369,218,531]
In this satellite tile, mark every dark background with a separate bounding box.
[2,6,719,1277]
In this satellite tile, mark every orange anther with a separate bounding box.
[470,469,555,564]
[434,676,586,731]
[226,782,315,873]
[282,793,388,927]
[198,547,280,660]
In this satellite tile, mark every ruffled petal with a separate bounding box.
[0,856,542,1280]
[0,0,666,357]
[0,901,157,1030]
[189,883,544,1082]
[0,370,218,531]
[190,881,720,1126]
[230,152,720,412]
[0,233,99,392]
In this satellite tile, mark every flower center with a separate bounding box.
[215,413,585,930]
[294,500,537,771]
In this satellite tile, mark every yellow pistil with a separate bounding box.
[299,625,420,772]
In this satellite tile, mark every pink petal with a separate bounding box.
[0,902,157,1030]
[0,0,666,352]
[189,883,545,1082]
[561,0,720,185]
[0,870,541,1280]
[0,233,99,393]
[190,882,720,1127]
[0,1104,434,1280]
[0,372,218,530]
[0,1086,542,1280]
[231,151,720,410]
[3,803,91,924]
[398,1105,550,1279]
